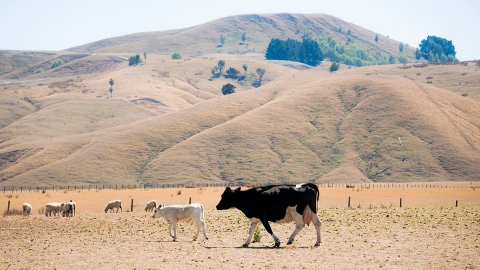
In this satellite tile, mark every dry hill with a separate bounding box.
[0,13,478,187]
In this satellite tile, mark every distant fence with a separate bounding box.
[0,182,473,194]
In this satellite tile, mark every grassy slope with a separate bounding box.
[0,56,479,186]
[68,13,416,60]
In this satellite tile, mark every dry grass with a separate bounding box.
[1,54,480,187]
[0,187,479,269]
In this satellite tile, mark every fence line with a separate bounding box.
[0,182,472,193]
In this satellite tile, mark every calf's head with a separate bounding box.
[152,204,165,218]
[216,187,241,210]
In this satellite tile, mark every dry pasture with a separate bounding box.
[1,185,479,269]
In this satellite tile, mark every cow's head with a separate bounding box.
[216,187,241,210]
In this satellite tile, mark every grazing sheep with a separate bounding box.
[22,203,32,216]
[62,201,76,217]
[152,203,208,242]
[104,200,122,213]
[45,202,64,217]
[144,200,157,212]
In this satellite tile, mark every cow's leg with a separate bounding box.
[287,207,306,245]
[243,218,260,247]
[311,213,322,246]
[260,219,280,247]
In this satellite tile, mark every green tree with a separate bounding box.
[329,62,340,72]
[143,52,147,63]
[338,27,342,33]
[242,64,248,76]
[221,83,236,95]
[225,67,240,78]
[415,48,422,60]
[347,29,351,36]
[129,54,143,66]
[217,60,225,75]
[419,36,456,61]
[389,54,397,64]
[256,68,265,84]
[35,68,43,74]
[375,34,379,43]
[399,43,404,53]
[398,55,408,64]
[51,59,64,69]
[171,52,182,59]
[242,32,247,44]
[109,78,114,97]
[220,34,225,46]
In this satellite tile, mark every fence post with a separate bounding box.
[7,200,10,215]
[400,198,402,208]
[131,199,134,212]
[348,196,351,208]
[456,200,458,207]
[189,197,192,204]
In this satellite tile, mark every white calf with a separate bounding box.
[22,203,32,216]
[152,203,208,242]
[104,200,122,213]
[144,200,157,212]
[45,202,63,217]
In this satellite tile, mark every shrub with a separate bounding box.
[51,59,64,69]
[35,68,43,74]
[252,227,262,243]
[330,62,340,72]
[171,52,182,60]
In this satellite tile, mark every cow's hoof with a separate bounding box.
[193,238,197,241]
[241,243,249,248]
[287,241,293,245]
[274,241,281,248]
[314,243,320,247]
[205,237,209,240]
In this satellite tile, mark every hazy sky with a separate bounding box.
[1,0,478,60]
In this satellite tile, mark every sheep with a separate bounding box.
[45,202,64,217]
[22,203,32,216]
[104,200,122,213]
[144,200,157,212]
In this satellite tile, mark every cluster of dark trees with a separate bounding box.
[265,38,323,66]
[128,54,142,66]
[417,36,458,62]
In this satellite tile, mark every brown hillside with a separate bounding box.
[1,55,479,187]
[68,13,415,60]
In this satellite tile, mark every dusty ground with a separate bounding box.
[1,185,479,269]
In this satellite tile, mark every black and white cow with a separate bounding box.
[216,183,321,247]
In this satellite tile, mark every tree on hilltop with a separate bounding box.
[171,52,182,59]
[419,36,457,62]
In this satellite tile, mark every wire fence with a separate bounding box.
[0,181,474,193]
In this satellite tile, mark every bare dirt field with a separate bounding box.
[1,184,479,269]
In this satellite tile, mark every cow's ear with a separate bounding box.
[235,187,241,191]
[225,187,231,193]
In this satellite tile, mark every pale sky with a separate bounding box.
[1,0,478,60]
